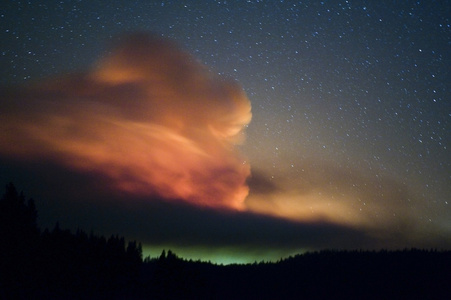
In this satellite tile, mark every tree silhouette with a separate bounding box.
[1,182,450,299]
[0,183,144,298]
[0,183,40,298]
[0,182,39,238]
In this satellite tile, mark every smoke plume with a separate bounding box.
[0,33,252,210]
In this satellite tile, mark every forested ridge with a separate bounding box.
[0,183,142,298]
[1,183,450,299]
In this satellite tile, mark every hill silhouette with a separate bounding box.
[1,183,450,299]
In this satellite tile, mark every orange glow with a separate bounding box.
[246,191,367,226]
[244,162,416,231]
[0,34,251,210]
[0,34,415,233]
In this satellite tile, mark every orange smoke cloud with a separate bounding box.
[0,33,252,210]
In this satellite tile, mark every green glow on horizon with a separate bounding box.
[142,245,307,265]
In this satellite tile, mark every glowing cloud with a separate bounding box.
[0,33,252,210]
[246,162,425,243]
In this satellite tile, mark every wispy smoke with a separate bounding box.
[0,33,252,209]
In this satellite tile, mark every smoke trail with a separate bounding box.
[0,33,252,210]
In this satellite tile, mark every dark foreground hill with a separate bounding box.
[1,183,450,299]
[143,248,451,300]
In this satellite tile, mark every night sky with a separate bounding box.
[1,1,450,263]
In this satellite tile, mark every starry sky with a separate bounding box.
[1,1,450,263]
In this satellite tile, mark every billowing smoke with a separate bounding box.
[0,33,252,210]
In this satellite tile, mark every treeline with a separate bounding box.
[143,248,451,299]
[1,183,450,299]
[0,183,142,299]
